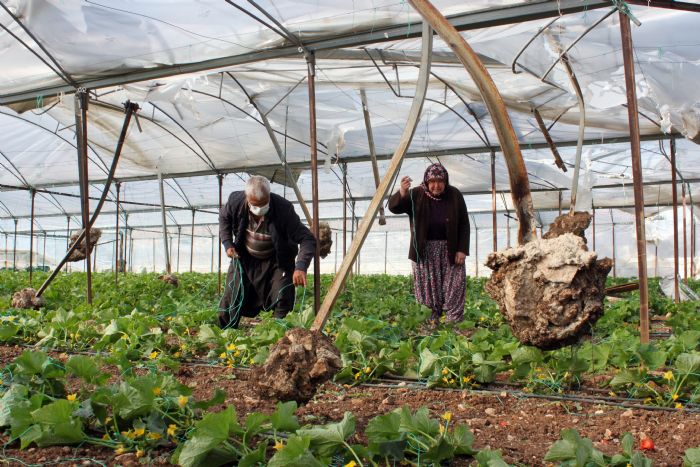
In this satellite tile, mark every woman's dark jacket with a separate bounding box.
[388,185,470,264]
[219,192,316,272]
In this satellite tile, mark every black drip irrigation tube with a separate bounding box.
[7,343,699,414]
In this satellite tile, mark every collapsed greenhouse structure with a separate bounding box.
[1,0,700,465]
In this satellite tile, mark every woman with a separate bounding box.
[388,163,470,324]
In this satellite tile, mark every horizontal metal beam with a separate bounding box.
[0,0,610,105]
[0,132,673,191]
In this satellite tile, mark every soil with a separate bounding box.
[319,221,333,259]
[485,234,612,350]
[252,328,342,402]
[542,211,592,243]
[1,345,699,466]
[158,274,179,287]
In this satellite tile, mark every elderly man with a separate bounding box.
[218,175,316,328]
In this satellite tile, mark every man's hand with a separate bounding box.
[455,252,466,265]
[292,270,307,287]
[226,247,237,258]
[399,176,412,198]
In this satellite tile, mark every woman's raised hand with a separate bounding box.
[399,176,412,197]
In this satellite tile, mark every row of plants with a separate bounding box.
[2,350,699,466]
[1,272,699,409]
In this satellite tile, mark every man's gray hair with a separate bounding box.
[245,175,271,200]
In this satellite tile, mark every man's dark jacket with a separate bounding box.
[219,192,316,272]
[388,185,469,264]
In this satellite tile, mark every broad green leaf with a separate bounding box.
[683,447,700,467]
[365,411,405,459]
[297,411,355,458]
[14,350,49,375]
[397,406,439,437]
[418,348,439,377]
[621,432,634,456]
[610,370,642,387]
[244,412,269,439]
[475,449,511,467]
[270,401,299,432]
[29,399,85,447]
[0,384,28,427]
[676,353,700,374]
[450,424,476,455]
[631,451,653,467]
[177,406,238,467]
[510,346,543,366]
[0,324,19,341]
[268,434,324,467]
[544,439,577,461]
[192,390,226,410]
[637,344,666,370]
[423,436,455,463]
[238,442,267,467]
[65,355,102,384]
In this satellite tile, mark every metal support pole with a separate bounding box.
[3,233,7,269]
[42,231,46,270]
[29,188,35,284]
[176,225,182,273]
[93,240,97,272]
[217,174,223,293]
[611,209,617,278]
[558,191,562,217]
[211,235,215,272]
[189,209,195,272]
[682,182,688,283]
[342,163,348,258]
[360,89,387,225]
[128,228,134,272]
[533,108,567,171]
[692,199,696,279]
[620,10,649,343]
[592,205,596,251]
[670,137,680,301]
[75,90,92,303]
[12,219,17,270]
[384,231,388,274]
[115,181,121,282]
[158,173,171,274]
[152,238,156,272]
[474,224,479,277]
[334,232,338,273]
[66,216,71,273]
[491,150,497,251]
[307,52,321,314]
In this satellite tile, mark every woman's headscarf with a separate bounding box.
[421,163,449,199]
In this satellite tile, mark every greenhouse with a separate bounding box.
[1,0,700,465]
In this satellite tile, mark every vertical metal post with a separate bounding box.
[360,89,386,224]
[342,163,347,258]
[93,240,98,272]
[210,235,215,272]
[42,232,46,270]
[334,232,338,273]
[217,174,224,293]
[152,238,156,272]
[506,216,511,248]
[176,225,181,273]
[307,52,321,313]
[123,214,129,275]
[474,224,479,277]
[158,173,171,274]
[66,216,71,273]
[12,219,17,270]
[189,209,195,273]
[592,205,596,251]
[29,189,35,284]
[670,137,680,301]
[384,231,388,274]
[128,228,133,273]
[682,182,688,283]
[115,181,121,284]
[75,90,92,304]
[558,191,562,217]
[620,10,649,343]
[692,198,696,279]
[491,150,497,251]
[3,233,7,269]
[611,209,617,278]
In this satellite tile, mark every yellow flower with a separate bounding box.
[167,424,177,437]
[234,350,241,357]
[7,316,15,322]
[672,393,679,401]
[67,394,77,401]
[219,352,227,359]
[153,387,162,396]
[439,424,445,434]
[178,395,189,407]
[449,379,455,384]
[441,367,449,375]
[249,358,254,364]
[364,367,371,374]
[147,432,162,440]
[133,427,145,437]
[354,371,362,380]
[120,334,128,340]
[480,316,486,321]
[663,370,674,381]
[173,352,181,358]
[136,449,144,458]
[608,391,617,397]
[441,377,448,383]
[344,461,357,467]
[274,440,285,451]
[149,351,158,359]
[441,411,452,422]
[115,445,126,455]
[102,434,110,440]
[463,375,473,383]
[675,402,683,409]
[227,343,236,351]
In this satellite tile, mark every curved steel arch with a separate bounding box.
[0,110,110,178]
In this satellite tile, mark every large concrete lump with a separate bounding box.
[485,233,612,349]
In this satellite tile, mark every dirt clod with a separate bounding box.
[485,233,612,350]
[253,328,341,402]
[319,222,333,258]
[66,229,102,262]
[11,288,44,309]
[542,211,592,243]
[158,274,179,287]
